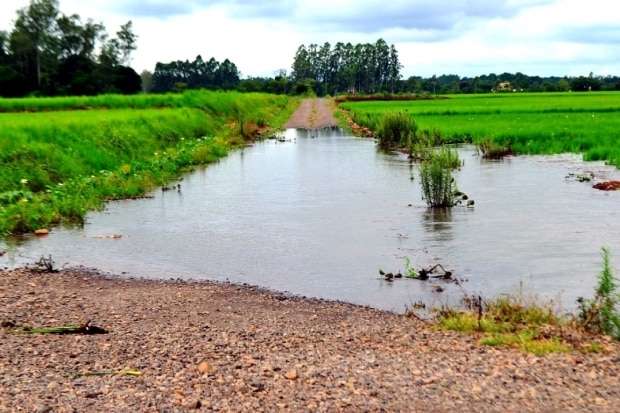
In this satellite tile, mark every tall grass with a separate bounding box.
[419,151,458,208]
[375,112,418,148]
[0,90,291,114]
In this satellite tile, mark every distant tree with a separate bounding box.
[110,65,141,94]
[290,39,402,95]
[116,21,137,65]
[216,58,240,89]
[141,69,153,93]
[9,0,60,90]
[56,15,104,59]
[0,1,140,96]
[571,76,602,91]
[387,44,402,92]
[151,55,240,93]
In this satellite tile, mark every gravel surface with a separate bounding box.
[284,98,338,129]
[1,268,620,412]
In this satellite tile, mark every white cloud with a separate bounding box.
[1,0,619,77]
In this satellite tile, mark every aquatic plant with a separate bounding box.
[403,257,419,279]
[419,152,457,208]
[432,147,462,169]
[376,112,418,148]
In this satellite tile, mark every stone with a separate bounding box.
[284,369,298,380]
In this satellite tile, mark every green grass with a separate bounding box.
[419,153,457,208]
[437,298,574,355]
[0,91,298,235]
[0,90,291,113]
[435,255,618,356]
[341,92,620,167]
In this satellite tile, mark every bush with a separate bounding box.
[376,112,418,148]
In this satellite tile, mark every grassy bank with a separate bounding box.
[341,92,620,167]
[0,92,297,235]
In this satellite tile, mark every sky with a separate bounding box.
[1,0,619,78]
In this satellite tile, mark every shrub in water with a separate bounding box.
[376,112,417,148]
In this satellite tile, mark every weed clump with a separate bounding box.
[376,112,418,148]
[419,150,459,207]
[478,139,513,159]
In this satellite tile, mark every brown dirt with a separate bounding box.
[1,268,620,412]
[593,181,620,191]
[284,98,338,129]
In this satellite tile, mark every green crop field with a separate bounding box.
[0,91,297,235]
[341,92,620,167]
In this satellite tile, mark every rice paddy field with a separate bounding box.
[342,92,620,167]
[0,91,298,235]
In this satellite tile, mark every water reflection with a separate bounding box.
[422,208,455,242]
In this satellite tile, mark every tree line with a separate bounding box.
[399,72,620,94]
[2,3,618,100]
[0,0,140,97]
[148,55,241,93]
[291,39,402,95]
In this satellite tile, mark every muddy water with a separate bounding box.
[2,128,619,312]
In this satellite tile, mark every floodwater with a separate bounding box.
[2,128,619,312]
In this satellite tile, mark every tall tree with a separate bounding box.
[387,44,401,92]
[10,0,60,89]
[116,21,137,65]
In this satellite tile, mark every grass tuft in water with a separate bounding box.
[419,151,458,208]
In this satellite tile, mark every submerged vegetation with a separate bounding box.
[434,248,619,355]
[0,91,297,235]
[341,92,620,168]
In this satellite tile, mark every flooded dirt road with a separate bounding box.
[2,129,619,312]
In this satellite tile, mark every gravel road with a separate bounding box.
[1,268,619,412]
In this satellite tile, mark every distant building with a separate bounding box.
[494,81,512,92]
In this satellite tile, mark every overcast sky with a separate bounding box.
[1,0,619,78]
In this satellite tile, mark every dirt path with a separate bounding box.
[1,268,619,412]
[284,98,338,129]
